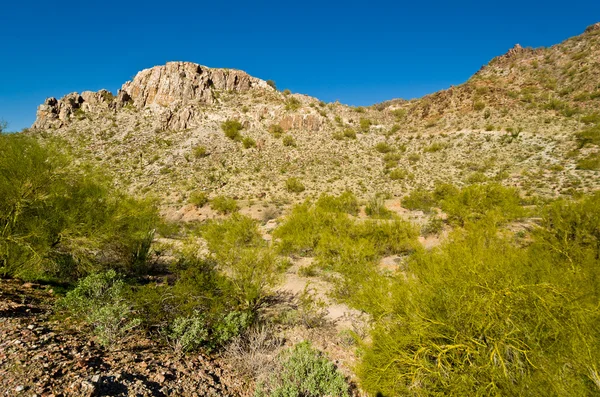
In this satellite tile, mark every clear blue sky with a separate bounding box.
[1,0,599,131]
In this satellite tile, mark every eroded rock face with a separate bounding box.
[122,62,267,108]
[585,22,600,33]
[32,62,272,130]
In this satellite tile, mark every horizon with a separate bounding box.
[1,0,599,132]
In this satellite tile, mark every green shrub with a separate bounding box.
[269,124,284,138]
[473,101,485,111]
[576,152,600,170]
[0,135,158,281]
[210,196,238,214]
[343,128,356,139]
[282,135,296,147]
[391,109,407,120]
[402,188,436,213]
[285,177,305,193]
[255,341,349,397]
[203,215,282,308]
[359,118,372,132]
[365,195,392,219]
[193,145,208,158]
[60,270,141,347]
[576,123,600,147]
[424,142,444,152]
[189,191,209,208]
[441,183,524,226]
[266,80,277,90]
[168,314,209,353]
[221,120,243,141]
[285,97,302,111]
[243,136,257,149]
[315,191,358,215]
[375,142,393,153]
[389,168,409,180]
[358,202,600,396]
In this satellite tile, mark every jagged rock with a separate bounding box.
[585,22,600,33]
[32,61,274,131]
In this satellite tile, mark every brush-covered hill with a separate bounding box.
[28,23,600,212]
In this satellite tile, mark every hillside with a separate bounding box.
[26,23,600,213]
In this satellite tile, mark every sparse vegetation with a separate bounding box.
[222,119,243,141]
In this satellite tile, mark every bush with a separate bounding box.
[243,136,257,149]
[358,206,600,396]
[285,97,302,111]
[168,314,209,353]
[60,270,141,347]
[210,196,238,214]
[282,135,296,147]
[359,118,372,132]
[0,135,158,281]
[266,80,277,90]
[365,195,392,218]
[315,191,358,215]
[255,341,349,397]
[375,142,393,153]
[286,177,305,193]
[193,145,208,158]
[269,124,284,138]
[343,128,356,139]
[189,191,209,208]
[221,120,243,141]
[203,215,282,308]
[576,123,600,147]
[402,187,436,213]
[389,168,409,180]
[576,153,600,170]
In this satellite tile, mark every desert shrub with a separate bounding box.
[389,168,409,180]
[242,136,257,149]
[282,134,296,147]
[168,314,209,353]
[365,195,392,218]
[422,215,444,236]
[60,270,141,347]
[441,183,524,226]
[0,135,158,281]
[343,128,356,139]
[285,177,305,193]
[375,141,393,153]
[266,80,277,90]
[315,191,358,215]
[188,191,209,207]
[221,119,243,141]
[424,142,444,152]
[473,101,485,111]
[576,123,600,147]
[358,205,600,396]
[581,113,600,124]
[359,118,372,132]
[391,108,407,120]
[193,144,208,158]
[402,187,436,213]
[210,196,238,214]
[269,124,284,138]
[285,97,302,111]
[383,152,402,162]
[255,341,349,397]
[203,215,282,309]
[576,152,600,170]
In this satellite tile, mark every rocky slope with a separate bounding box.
[28,24,600,211]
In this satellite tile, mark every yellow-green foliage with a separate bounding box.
[274,195,418,310]
[203,215,282,308]
[221,119,243,141]
[0,135,158,281]
[358,194,600,396]
[210,195,238,214]
[576,123,600,147]
[285,177,305,193]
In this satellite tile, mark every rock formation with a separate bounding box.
[32,62,273,130]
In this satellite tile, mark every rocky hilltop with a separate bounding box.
[34,62,272,131]
[28,24,600,211]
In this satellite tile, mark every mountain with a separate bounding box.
[28,24,600,212]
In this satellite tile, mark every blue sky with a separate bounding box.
[1,0,599,131]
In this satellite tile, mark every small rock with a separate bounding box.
[15,385,25,392]
[91,374,101,383]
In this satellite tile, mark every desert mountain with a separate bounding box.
[29,23,600,211]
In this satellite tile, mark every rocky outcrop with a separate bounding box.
[32,62,273,130]
[585,22,600,33]
[122,62,268,108]
[279,114,322,132]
